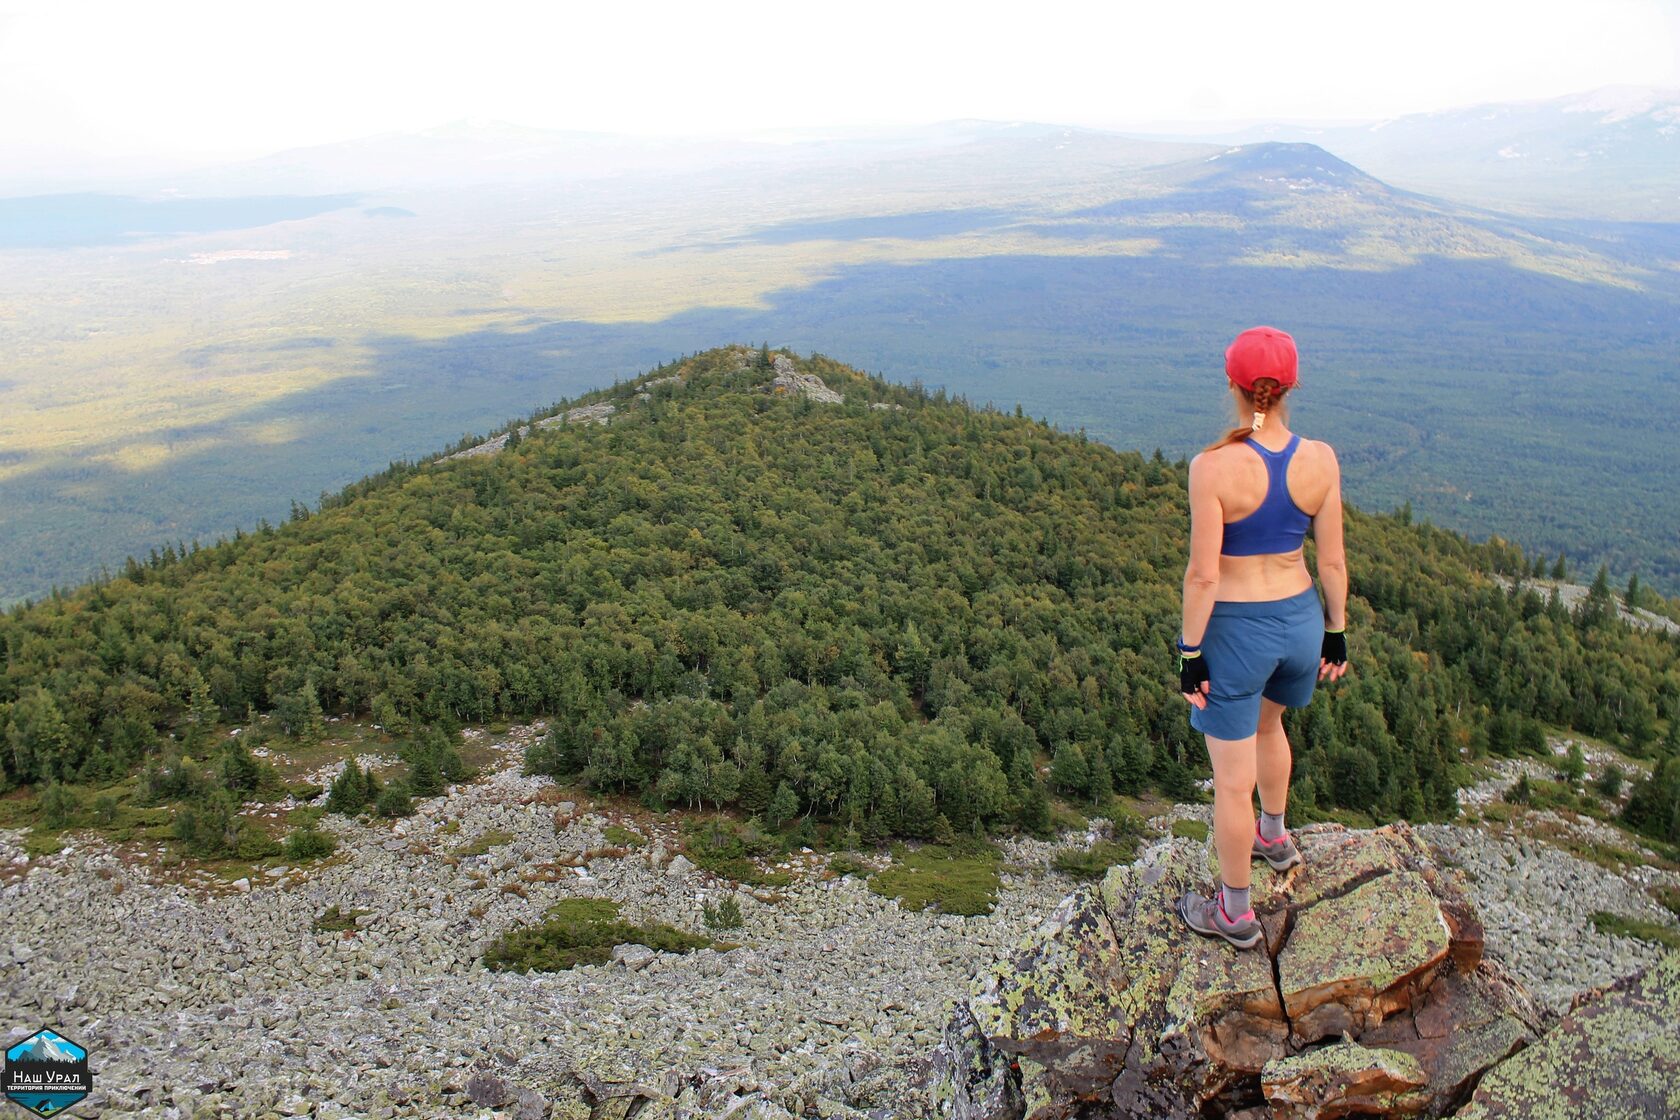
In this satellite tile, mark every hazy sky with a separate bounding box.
[3,0,1677,169]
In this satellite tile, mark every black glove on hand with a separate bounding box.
[1178,649,1209,697]
[1321,629,1348,666]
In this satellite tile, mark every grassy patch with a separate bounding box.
[312,904,371,933]
[868,838,1001,916]
[1170,819,1209,842]
[603,823,645,848]
[1052,838,1141,880]
[1048,802,1088,834]
[1651,885,1680,919]
[481,896,719,973]
[1299,805,1379,829]
[827,853,872,878]
[1524,818,1651,874]
[22,829,64,857]
[679,815,792,887]
[1590,910,1680,950]
[453,828,517,856]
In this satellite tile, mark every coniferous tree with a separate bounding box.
[767,780,798,830]
[1050,743,1089,797]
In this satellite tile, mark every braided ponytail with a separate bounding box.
[1204,377,1289,451]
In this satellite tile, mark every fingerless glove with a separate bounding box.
[1322,629,1347,666]
[1178,648,1209,695]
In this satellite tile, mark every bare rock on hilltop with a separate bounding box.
[770,354,844,404]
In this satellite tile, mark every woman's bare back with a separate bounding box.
[1197,424,1338,601]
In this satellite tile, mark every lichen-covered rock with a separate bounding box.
[1279,871,1450,1042]
[965,880,1134,1110]
[1451,950,1680,1120]
[930,1003,1025,1120]
[1361,956,1540,1115]
[1262,1041,1427,1119]
[933,823,1540,1120]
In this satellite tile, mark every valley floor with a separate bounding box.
[2,731,1676,1119]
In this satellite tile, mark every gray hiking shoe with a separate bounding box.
[1252,824,1303,872]
[1177,889,1265,950]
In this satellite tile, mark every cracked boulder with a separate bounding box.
[932,823,1539,1120]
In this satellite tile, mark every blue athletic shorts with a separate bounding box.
[1188,584,1324,741]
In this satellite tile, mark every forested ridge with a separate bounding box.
[3,346,1677,841]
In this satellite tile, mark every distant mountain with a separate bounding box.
[1212,87,1680,219]
[12,1032,80,1064]
[1176,142,1389,196]
[148,118,1204,196]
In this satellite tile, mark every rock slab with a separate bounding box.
[1453,949,1680,1120]
[935,823,1541,1120]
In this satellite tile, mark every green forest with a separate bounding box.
[3,347,1678,846]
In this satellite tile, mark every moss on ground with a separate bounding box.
[480,896,719,972]
[1590,911,1680,950]
[868,838,1001,916]
[603,823,645,848]
[453,828,517,856]
[1170,819,1208,842]
[312,905,371,933]
[1052,838,1142,880]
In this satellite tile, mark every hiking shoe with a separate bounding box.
[1177,889,1265,950]
[1252,824,1303,872]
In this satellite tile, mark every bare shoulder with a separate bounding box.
[1297,436,1340,472]
[1190,443,1240,475]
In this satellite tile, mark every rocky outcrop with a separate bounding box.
[770,354,844,403]
[935,823,1544,1120]
[1451,950,1680,1120]
[442,402,617,461]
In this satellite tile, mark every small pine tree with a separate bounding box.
[767,781,799,830]
[1087,742,1114,806]
[1551,554,1568,581]
[932,812,956,845]
[1558,742,1586,786]
[218,739,262,795]
[325,763,369,815]
[40,782,78,828]
[1595,765,1625,799]
[1625,572,1642,610]
[1019,780,1052,838]
[375,782,414,818]
[408,748,443,798]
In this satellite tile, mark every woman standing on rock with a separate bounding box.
[1174,326,1350,949]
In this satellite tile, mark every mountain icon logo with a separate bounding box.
[4,1028,92,1117]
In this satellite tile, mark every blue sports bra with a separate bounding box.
[1221,433,1312,556]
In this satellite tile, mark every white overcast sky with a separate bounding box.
[2,0,1678,167]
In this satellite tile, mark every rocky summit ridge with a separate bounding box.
[933,822,1680,1120]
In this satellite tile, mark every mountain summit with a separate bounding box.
[1189,142,1388,197]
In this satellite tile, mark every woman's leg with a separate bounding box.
[1204,731,1259,892]
[1255,697,1291,819]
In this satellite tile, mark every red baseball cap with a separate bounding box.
[1225,326,1298,390]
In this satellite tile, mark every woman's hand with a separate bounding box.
[1179,649,1210,708]
[1319,630,1349,682]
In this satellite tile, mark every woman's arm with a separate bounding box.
[1312,444,1347,630]
[1182,453,1223,646]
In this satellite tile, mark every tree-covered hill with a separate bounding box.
[3,347,1677,840]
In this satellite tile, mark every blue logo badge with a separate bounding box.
[4,1028,92,1117]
